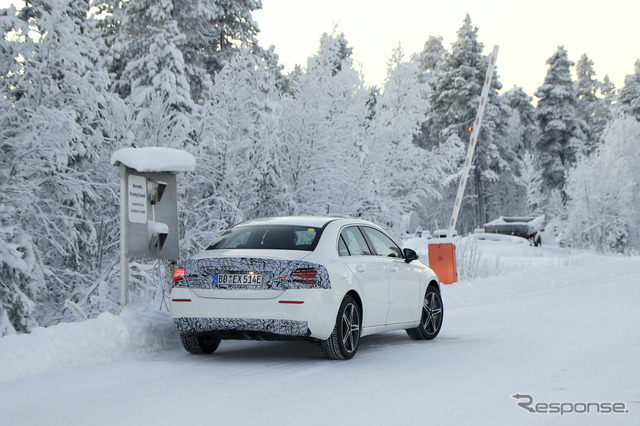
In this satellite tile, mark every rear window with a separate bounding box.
[206,225,323,251]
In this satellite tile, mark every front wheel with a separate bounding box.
[406,286,443,340]
[321,296,361,360]
[180,334,221,354]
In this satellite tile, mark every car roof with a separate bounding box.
[234,216,373,229]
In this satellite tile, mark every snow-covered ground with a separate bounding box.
[1,236,639,425]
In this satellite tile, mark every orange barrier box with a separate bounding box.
[428,242,458,284]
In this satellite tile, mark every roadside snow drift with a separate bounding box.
[0,309,178,384]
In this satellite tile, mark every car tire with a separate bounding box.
[321,295,361,360]
[533,233,542,247]
[180,334,221,354]
[406,286,443,340]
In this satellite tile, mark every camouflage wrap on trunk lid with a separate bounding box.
[173,257,331,290]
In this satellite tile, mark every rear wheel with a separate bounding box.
[406,286,443,340]
[321,296,361,360]
[180,334,221,354]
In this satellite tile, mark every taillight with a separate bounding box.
[290,268,317,285]
[173,267,186,282]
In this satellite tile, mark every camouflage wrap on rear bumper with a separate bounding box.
[174,257,330,290]
[174,317,310,337]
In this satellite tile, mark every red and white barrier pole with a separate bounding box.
[447,45,499,239]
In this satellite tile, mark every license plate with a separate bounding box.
[213,273,262,285]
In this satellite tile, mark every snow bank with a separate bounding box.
[0,309,178,384]
[404,233,640,309]
[443,252,640,309]
[111,147,195,172]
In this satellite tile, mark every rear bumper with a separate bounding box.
[170,287,341,340]
[174,317,311,339]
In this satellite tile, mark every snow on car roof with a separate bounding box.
[484,215,545,227]
[111,147,196,172]
[237,216,360,228]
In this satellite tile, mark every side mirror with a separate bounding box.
[403,248,418,263]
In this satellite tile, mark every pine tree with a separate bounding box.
[424,15,512,231]
[413,35,444,150]
[501,87,539,216]
[576,54,598,102]
[103,0,263,105]
[173,0,263,103]
[418,35,446,73]
[535,46,587,195]
[618,59,640,121]
[575,54,610,152]
[115,0,193,114]
[600,75,617,103]
[503,86,538,152]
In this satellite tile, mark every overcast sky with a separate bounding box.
[254,0,640,96]
[1,0,638,98]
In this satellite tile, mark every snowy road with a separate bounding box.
[2,242,640,425]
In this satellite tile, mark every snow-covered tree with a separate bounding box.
[563,117,640,252]
[424,15,513,231]
[618,59,640,121]
[576,54,598,103]
[261,44,287,93]
[413,35,444,150]
[0,0,129,334]
[503,86,538,152]
[276,32,370,219]
[363,45,447,229]
[516,151,545,215]
[103,0,263,104]
[575,54,611,152]
[418,35,446,73]
[535,46,587,195]
[500,87,540,216]
[600,75,617,103]
[182,49,281,255]
[173,0,263,103]
[114,0,193,115]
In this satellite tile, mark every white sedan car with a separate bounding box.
[170,216,443,360]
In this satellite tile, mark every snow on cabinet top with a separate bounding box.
[111,147,195,172]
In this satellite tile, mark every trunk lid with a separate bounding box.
[175,253,330,300]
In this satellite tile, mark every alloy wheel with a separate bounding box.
[341,302,361,353]
[422,291,443,335]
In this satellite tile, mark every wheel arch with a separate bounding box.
[345,289,363,318]
[427,280,441,294]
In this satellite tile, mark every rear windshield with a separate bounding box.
[206,225,323,251]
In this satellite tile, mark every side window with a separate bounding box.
[340,227,372,256]
[337,235,350,256]
[361,227,403,258]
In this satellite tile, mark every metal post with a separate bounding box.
[447,45,499,238]
[119,165,129,306]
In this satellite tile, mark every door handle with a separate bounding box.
[355,264,365,273]
[389,265,398,272]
